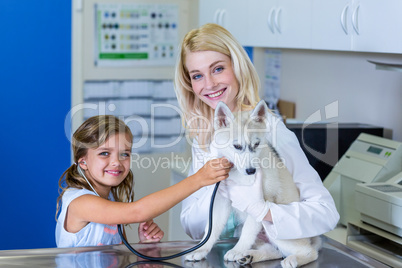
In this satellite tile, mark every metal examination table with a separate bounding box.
[0,236,389,267]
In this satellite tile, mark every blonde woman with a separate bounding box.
[174,23,339,240]
[55,115,232,247]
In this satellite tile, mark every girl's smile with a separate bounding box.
[105,169,123,176]
[185,50,239,111]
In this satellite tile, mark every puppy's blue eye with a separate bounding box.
[254,141,260,148]
[233,144,242,150]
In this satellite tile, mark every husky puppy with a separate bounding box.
[185,100,321,268]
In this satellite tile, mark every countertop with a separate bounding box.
[0,236,389,268]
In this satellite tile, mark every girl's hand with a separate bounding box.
[194,157,233,187]
[138,220,164,243]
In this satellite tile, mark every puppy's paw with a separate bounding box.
[224,249,241,262]
[224,249,250,263]
[281,255,298,268]
[237,254,253,265]
[185,250,209,262]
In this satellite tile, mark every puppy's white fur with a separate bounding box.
[185,100,321,267]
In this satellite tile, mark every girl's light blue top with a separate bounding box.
[56,188,122,248]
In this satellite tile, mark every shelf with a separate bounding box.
[368,60,402,72]
[347,221,402,267]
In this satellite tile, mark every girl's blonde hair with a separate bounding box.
[174,23,260,148]
[56,115,134,220]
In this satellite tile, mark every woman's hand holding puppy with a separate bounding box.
[219,169,272,222]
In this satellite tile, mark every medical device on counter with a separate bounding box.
[324,133,402,226]
[347,172,402,267]
[355,172,402,237]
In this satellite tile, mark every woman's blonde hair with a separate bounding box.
[56,115,134,220]
[174,23,260,148]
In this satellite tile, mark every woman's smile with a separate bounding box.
[205,88,226,99]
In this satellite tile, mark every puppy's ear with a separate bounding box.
[250,100,269,123]
[214,101,234,130]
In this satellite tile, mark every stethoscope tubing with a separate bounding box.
[118,181,221,261]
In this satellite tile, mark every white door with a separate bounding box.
[311,0,353,51]
[199,0,224,26]
[276,0,313,49]
[218,0,249,45]
[248,0,278,47]
[199,0,249,45]
[249,0,312,49]
[352,0,402,53]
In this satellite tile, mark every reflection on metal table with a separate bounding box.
[0,236,390,267]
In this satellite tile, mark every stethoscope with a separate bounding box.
[77,164,220,261]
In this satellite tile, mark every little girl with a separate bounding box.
[56,115,231,247]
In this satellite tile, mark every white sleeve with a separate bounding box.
[262,117,340,239]
[180,140,215,239]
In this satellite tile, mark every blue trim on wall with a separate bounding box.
[243,46,254,63]
[0,0,71,249]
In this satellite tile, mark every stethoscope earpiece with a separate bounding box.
[77,164,100,197]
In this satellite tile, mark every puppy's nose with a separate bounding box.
[246,168,256,175]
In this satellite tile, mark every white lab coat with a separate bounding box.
[180,114,340,240]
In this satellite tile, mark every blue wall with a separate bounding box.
[0,1,71,249]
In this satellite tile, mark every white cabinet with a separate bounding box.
[311,0,352,51]
[246,0,276,47]
[199,0,402,54]
[247,0,312,49]
[199,0,249,45]
[199,0,224,25]
[312,0,402,53]
[352,0,402,53]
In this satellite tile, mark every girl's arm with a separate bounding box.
[66,157,231,232]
